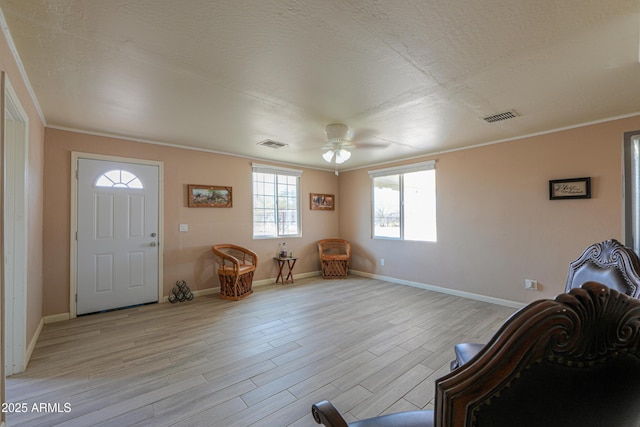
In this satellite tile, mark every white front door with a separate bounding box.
[77,159,159,315]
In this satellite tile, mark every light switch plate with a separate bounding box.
[179,224,188,232]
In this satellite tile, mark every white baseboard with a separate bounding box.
[44,312,70,324]
[24,317,44,370]
[161,271,323,300]
[42,270,519,334]
[254,270,322,287]
[161,287,218,303]
[349,270,525,309]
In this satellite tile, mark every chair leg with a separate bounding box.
[322,260,349,279]
[219,273,254,301]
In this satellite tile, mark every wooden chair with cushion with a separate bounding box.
[211,244,258,300]
[312,282,640,427]
[451,238,640,370]
[318,239,351,279]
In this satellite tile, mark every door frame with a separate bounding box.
[70,152,164,318]
[3,73,28,376]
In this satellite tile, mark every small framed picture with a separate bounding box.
[187,184,232,207]
[549,177,591,200]
[310,193,335,210]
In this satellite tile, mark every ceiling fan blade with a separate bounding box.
[354,141,389,149]
[350,128,378,143]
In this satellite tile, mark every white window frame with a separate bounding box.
[369,160,437,241]
[623,130,640,254]
[252,163,302,239]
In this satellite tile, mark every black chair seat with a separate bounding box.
[451,342,485,370]
[311,400,434,427]
[350,410,434,427]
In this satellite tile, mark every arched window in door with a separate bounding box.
[95,169,143,189]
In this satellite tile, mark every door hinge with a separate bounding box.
[75,294,77,302]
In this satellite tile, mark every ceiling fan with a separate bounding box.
[321,123,356,164]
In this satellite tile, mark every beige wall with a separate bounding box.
[26,106,44,339]
[43,128,339,316]
[43,116,640,316]
[340,116,640,304]
[4,103,633,422]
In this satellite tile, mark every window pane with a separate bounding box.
[373,175,400,238]
[371,167,437,242]
[253,171,300,238]
[404,170,437,241]
[95,169,144,189]
[253,174,275,237]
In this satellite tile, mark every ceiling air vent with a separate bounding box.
[257,139,288,149]
[481,110,519,123]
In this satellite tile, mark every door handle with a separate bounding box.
[150,242,157,247]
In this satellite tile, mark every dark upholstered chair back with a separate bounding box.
[313,283,640,427]
[566,239,640,297]
[452,239,640,371]
[436,282,640,427]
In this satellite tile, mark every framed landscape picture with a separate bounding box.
[310,193,335,210]
[187,185,232,207]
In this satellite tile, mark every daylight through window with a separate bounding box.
[95,169,143,189]
[252,163,302,238]
[369,160,436,241]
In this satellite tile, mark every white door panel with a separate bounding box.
[77,159,159,315]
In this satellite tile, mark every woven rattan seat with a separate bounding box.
[212,244,258,300]
[318,239,351,279]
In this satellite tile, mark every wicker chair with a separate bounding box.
[318,239,351,279]
[211,244,258,300]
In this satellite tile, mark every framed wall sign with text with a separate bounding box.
[549,177,591,200]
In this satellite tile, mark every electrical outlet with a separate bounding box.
[380,258,385,266]
[179,224,188,232]
[525,279,538,291]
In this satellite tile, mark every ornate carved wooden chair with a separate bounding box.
[312,282,640,427]
[451,238,640,370]
[211,244,258,300]
[565,238,640,297]
[318,239,351,279]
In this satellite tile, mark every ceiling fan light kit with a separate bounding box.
[322,150,335,162]
[335,148,351,163]
[322,123,354,164]
[323,148,352,164]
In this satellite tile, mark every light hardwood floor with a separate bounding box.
[6,276,516,427]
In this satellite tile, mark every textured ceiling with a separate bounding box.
[1,0,639,170]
